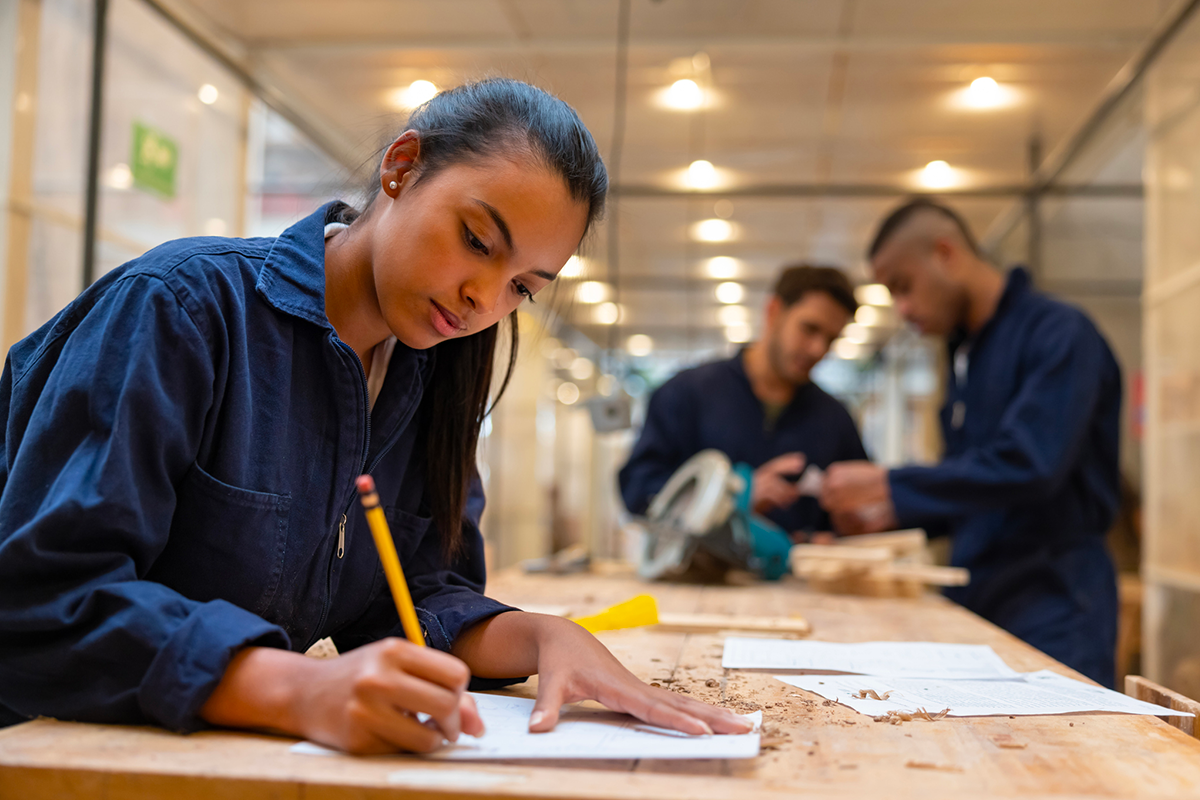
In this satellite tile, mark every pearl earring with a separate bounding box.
[388,180,398,191]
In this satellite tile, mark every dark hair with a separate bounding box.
[772,264,858,316]
[868,198,981,259]
[346,78,607,557]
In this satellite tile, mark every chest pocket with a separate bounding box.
[150,462,291,618]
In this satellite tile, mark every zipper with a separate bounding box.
[303,338,419,652]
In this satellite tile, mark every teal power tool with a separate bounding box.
[636,449,793,582]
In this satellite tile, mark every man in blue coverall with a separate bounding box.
[619,264,868,539]
[821,199,1121,687]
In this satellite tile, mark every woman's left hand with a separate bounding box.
[527,616,754,734]
[453,611,755,736]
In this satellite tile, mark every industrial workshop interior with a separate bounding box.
[2,0,1200,796]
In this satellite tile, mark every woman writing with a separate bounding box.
[0,79,751,753]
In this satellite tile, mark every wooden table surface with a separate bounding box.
[2,570,1198,799]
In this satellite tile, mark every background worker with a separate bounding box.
[821,199,1121,687]
[620,265,868,539]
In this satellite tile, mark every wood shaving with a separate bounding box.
[871,708,949,724]
[905,760,963,772]
[704,678,720,688]
[852,689,894,700]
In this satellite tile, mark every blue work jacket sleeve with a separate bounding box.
[618,377,696,515]
[0,275,289,732]
[888,310,1112,527]
[332,476,518,662]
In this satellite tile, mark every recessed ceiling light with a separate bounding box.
[855,283,892,306]
[691,218,735,242]
[855,305,886,326]
[687,159,718,189]
[713,199,734,219]
[725,322,752,343]
[663,79,704,110]
[596,302,621,325]
[717,305,749,326]
[715,281,744,304]
[569,357,595,381]
[398,79,438,108]
[833,339,866,360]
[577,281,608,304]
[920,160,955,189]
[842,323,870,344]
[968,77,1001,106]
[705,256,739,279]
[556,381,581,405]
[561,255,585,278]
[627,334,654,357]
[198,84,218,105]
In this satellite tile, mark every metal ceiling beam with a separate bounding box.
[253,32,1147,56]
[610,183,1143,200]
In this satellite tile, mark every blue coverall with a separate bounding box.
[0,202,517,731]
[619,353,868,535]
[889,268,1121,687]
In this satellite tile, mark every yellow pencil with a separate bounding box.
[356,474,425,647]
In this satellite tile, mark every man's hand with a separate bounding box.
[821,461,897,535]
[751,452,806,513]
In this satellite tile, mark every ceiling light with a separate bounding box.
[686,159,718,189]
[691,218,735,242]
[717,305,749,326]
[108,162,132,190]
[855,283,892,306]
[832,339,866,360]
[842,323,870,344]
[551,347,577,370]
[627,334,654,357]
[663,79,703,110]
[705,256,739,279]
[715,281,744,304]
[596,302,621,325]
[569,357,595,381]
[198,84,219,105]
[556,381,580,405]
[692,52,711,71]
[561,255,585,278]
[576,281,608,304]
[920,160,955,189]
[398,79,438,108]
[597,374,618,396]
[713,199,734,219]
[967,77,1001,107]
[855,305,886,326]
[725,322,752,343]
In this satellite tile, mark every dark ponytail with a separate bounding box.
[366,78,607,557]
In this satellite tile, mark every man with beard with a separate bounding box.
[619,265,867,539]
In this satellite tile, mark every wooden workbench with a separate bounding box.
[1,571,1198,799]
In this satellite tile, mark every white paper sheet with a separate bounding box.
[722,637,1020,679]
[775,671,1196,718]
[289,692,762,761]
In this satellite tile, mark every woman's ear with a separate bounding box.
[380,130,421,197]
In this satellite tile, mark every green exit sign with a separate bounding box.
[131,121,178,199]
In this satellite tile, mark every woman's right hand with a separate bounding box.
[200,638,483,755]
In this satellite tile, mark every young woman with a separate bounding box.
[0,79,751,754]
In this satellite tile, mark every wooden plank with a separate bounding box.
[655,612,811,636]
[1125,675,1200,738]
